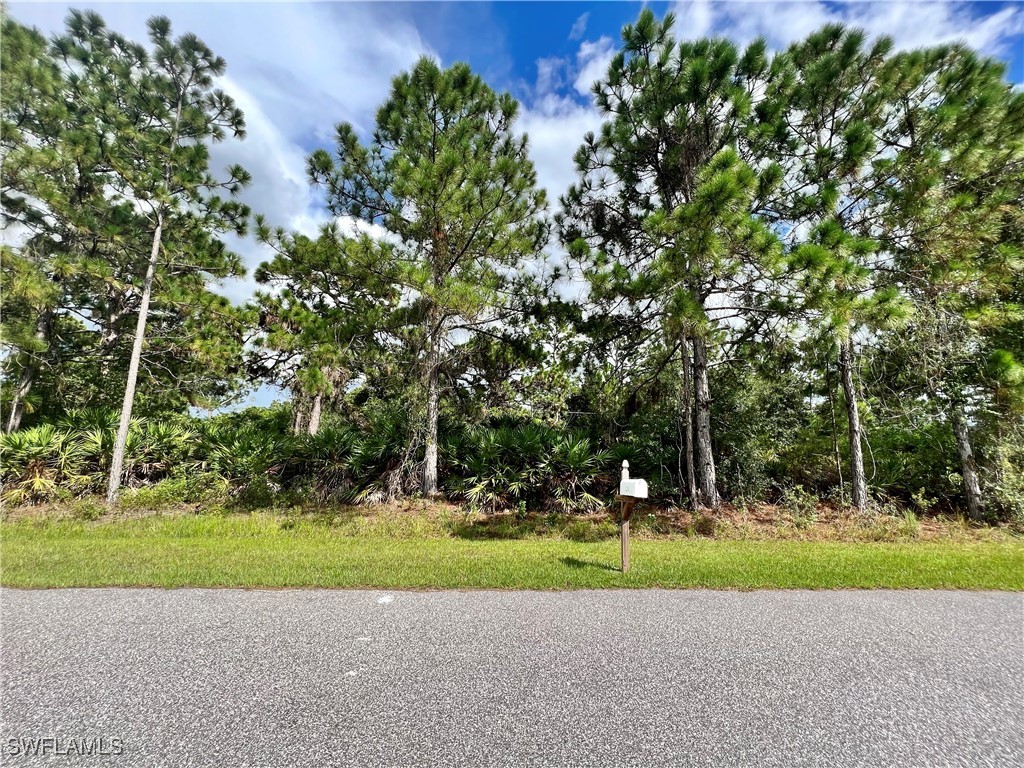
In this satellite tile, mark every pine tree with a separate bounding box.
[47,12,252,502]
[251,219,399,435]
[1,15,111,431]
[777,25,908,512]
[560,9,785,508]
[875,45,1024,518]
[308,58,547,495]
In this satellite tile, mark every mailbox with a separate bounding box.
[615,461,647,573]
[618,461,648,498]
[619,478,648,498]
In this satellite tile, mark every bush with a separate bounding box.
[118,472,230,510]
[1,411,208,505]
[68,497,106,521]
[445,422,611,513]
[197,420,293,498]
[985,429,1024,524]
[1,424,83,504]
[781,484,818,529]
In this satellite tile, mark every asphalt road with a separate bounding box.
[1,589,1021,767]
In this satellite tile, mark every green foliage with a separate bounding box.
[984,428,1024,524]
[119,473,230,510]
[0,12,252,435]
[0,413,202,503]
[0,424,79,504]
[780,485,819,529]
[1,7,1021,523]
[445,423,612,513]
[306,55,548,493]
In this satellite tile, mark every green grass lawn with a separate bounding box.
[2,513,1022,589]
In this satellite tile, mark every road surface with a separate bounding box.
[1,588,1021,767]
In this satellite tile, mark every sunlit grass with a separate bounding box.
[2,514,1021,590]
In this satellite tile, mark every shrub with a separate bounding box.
[292,425,360,502]
[445,423,611,513]
[1,424,81,504]
[118,472,230,510]
[197,421,294,498]
[781,484,818,529]
[692,514,717,537]
[68,497,106,521]
[543,435,611,513]
[985,429,1024,524]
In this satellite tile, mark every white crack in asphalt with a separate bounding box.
[0,588,1021,767]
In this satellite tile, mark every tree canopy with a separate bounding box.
[2,8,1021,521]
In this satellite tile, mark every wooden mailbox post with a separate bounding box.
[616,460,647,573]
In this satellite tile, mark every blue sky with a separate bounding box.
[10,1,1023,407]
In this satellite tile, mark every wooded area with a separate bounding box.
[2,9,1022,522]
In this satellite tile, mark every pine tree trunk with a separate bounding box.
[825,358,845,503]
[692,335,719,509]
[307,392,322,436]
[422,322,441,496]
[951,404,984,520]
[99,302,125,380]
[291,394,307,435]
[680,335,697,508]
[838,336,867,512]
[5,365,34,434]
[106,212,162,504]
[5,312,49,434]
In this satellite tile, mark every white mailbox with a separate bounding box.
[618,460,648,499]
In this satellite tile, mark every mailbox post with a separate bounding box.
[616,460,647,573]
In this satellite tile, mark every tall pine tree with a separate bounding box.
[46,12,252,502]
[308,58,547,495]
[560,9,785,508]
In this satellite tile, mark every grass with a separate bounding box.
[2,512,1022,590]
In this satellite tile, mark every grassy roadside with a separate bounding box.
[2,513,1022,590]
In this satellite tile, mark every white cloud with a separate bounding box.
[673,0,715,39]
[519,93,602,207]
[518,39,609,302]
[9,1,433,306]
[574,36,617,96]
[569,12,590,41]
[11,2,433,142]
[209,76,325,303]
[8,0,1020,312]
[535,56,566,95]
[671,0,1023,57]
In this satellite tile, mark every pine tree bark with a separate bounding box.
[307,392,322,436]
[5,311,50,434]
[951,404,984,520]
[692,335,719,509]
[837,336,867,512]
[680,335,697,508]
[106,212,162,504]
[422,319,441,496]
[5,365,35,434]
[825,359,845,503]
[291,394,307,435]
[98,298,127,380]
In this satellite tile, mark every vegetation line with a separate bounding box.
[3,514,1021,590]
[2,8,1021,531]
